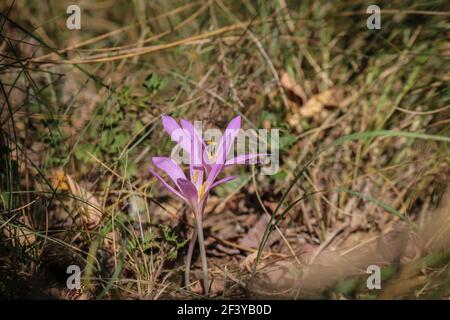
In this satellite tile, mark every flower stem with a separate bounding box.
[195,214,209,295]
[185,228,197,287]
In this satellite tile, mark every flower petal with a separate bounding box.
[191,167,204,191]
[209,175,237,189]
[213,115,241,165]
[149,168,184,200]
[162,115,191,153]
[204,116,241,188]
[180,119,205,169]
[226,115,242,131]
[162,115,180,136]
[152,157,187,187]
[204,163,223,191]
[180,119,205,147]
[177,178,199,212]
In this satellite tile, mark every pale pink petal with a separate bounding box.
[162,115,191,153]
[204,163,223,190]
[180,119,205,169]
[203,116,241,188]
[209,175,237,189]
[149,168,184,200]
[177,178,199,212]
[152,157,186,187]
[180,119,205,148]
[162,115,180,136]
[213,115,241,165]
[192,168,204,191]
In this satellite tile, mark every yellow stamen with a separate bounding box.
[193,170,199,183]
[198,182,207,199]
[206,140,217,161]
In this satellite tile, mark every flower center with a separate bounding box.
[206,140,218,162]
[193,170,199,183]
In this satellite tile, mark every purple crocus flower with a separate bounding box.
[149,115,260,294]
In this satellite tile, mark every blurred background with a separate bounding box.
[0,0,449,299]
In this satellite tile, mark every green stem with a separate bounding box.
[185,228,197,287]
[196,213,209,295]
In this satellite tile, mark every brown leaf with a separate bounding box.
[215,243,240,256]
[51,168,69,191]
[66,175,102,229]
[280,71,306,103]
[2,225,36,247]
[280,68,346,128]
[300,88,344,118]
[239,214,280,249]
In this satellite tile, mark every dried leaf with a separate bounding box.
[66,175,102,229]
[2,225,36,247]
[242,251,258,273]
[215,243,240,256]
[51,168,69,191]
[300,89,343,118]
[280,71,306,102]
[239,214,280,249]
